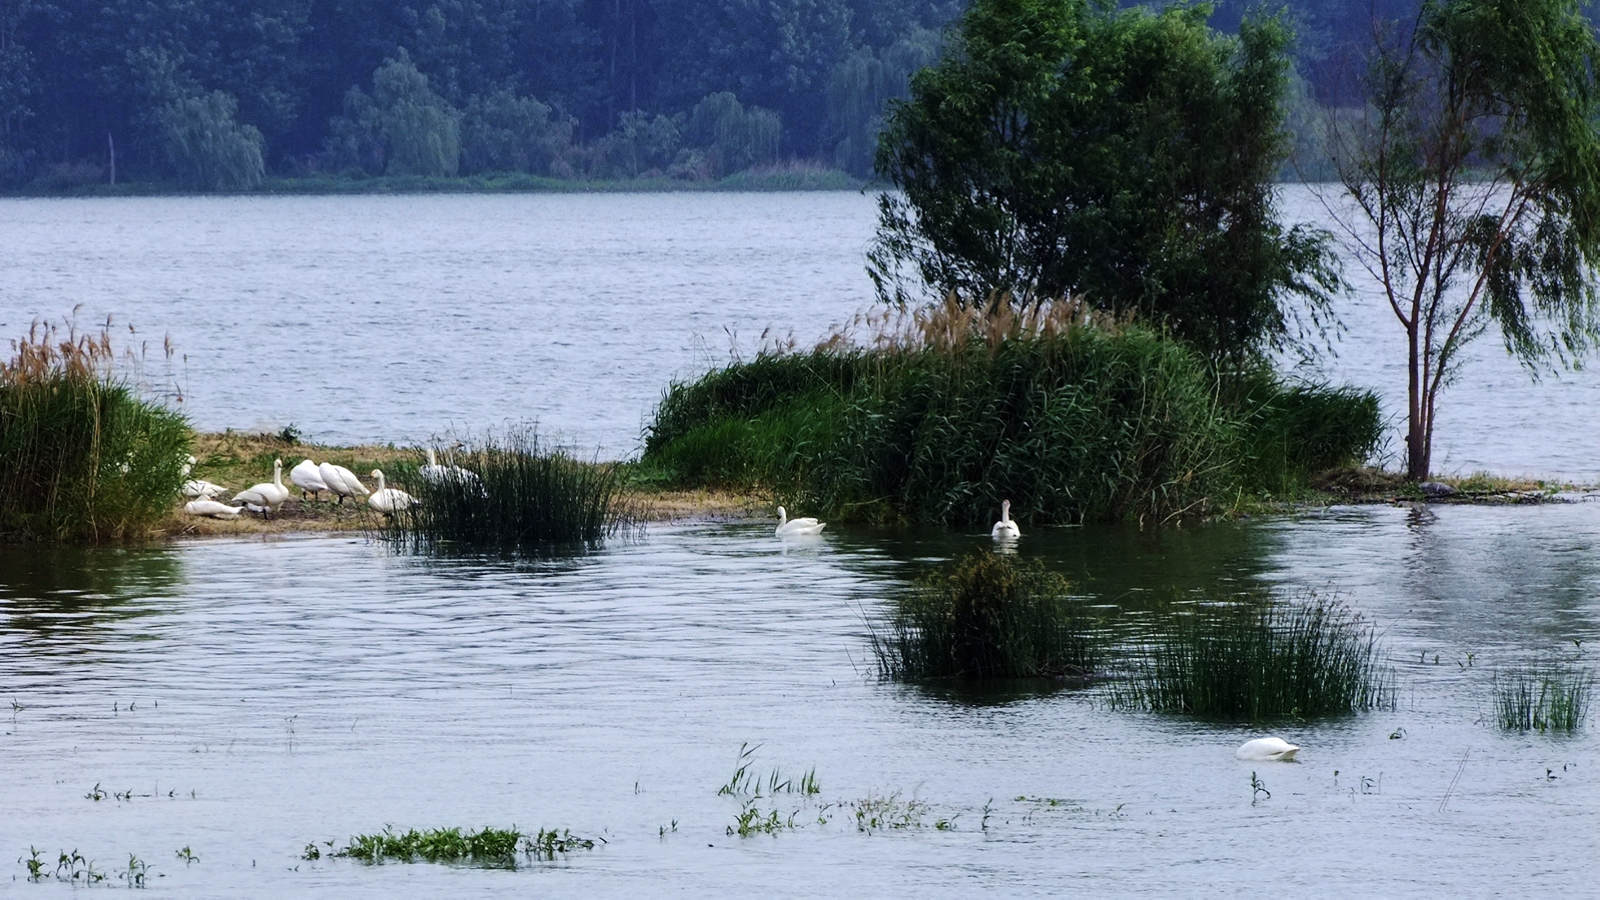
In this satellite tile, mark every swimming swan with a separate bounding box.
[1235,737,1300,761]
[290,458,329,501]
[776,506,825,537]
[184,499,242,519]
[318,462,370,504]
[991,499,1021,540]
[232,458,289,517]
[368,469,417,515]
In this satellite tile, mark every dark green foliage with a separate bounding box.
[0,323,190,543]
[333,826,596,867]
[870,550,1098,680]
[1107,595,1396,721]
[325,51,461,177]
[870,0,1339,358]
[156,90,265,190]
[383,429,638,555]
[1494,663,1592,733]
[459,89,574,176]
[643,313,1380,526]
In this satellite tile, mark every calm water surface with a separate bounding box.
[4,188,1600,477]
[2,509,1597,895]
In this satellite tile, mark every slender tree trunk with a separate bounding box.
[1406,322,1428,479]
[106,131,115,185]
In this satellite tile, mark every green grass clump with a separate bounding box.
[642,299,1380,525]
[1,320,190,542]
[383,428,639,554]
[1494,663,1592,732]
[1107,595,1396,720]
[332,826,596,867]
[869,550,1099,680]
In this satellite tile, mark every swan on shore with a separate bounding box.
[232,458,289,518]
[289,458,329,501]
[1235,737,1300,761]
[181,478,228,499]
[318,462,370,504]
[184,499,242,519]
[776,505,825,537]
[991,499,1021,540]
[368,469,417,515]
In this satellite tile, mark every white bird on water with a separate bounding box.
[991,499,1021,540]
[775,506,825,537]
[231,458,289,518]
[289,458,329,501]
[1235,737,1300,761]
[184,499,242,519]
[368,469,417,515]
[318,462,370,504]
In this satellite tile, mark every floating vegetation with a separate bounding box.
[17,847,154,886]
[868,550,1099,680]
[1106,594,1396,720]
[325,826,599,867]
[1494,662,1592,733]
[850,791,930,833]
[716,743,820,797]
[1,318,190,542]
[381,427,642,555]
[727,801,798,837]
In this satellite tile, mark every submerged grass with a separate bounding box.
[382,428,641,554]
[869,550,1099,680]
[1494,662,1592,732]
[1,319,190,542]
[1107,594,1396,721]
[329,826,597,867]
[642,297,1380,526]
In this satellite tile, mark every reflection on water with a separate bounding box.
[1,507,1596,894]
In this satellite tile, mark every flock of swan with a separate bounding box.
[180,453,474,520]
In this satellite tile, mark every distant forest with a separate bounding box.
[0,1,1503,190]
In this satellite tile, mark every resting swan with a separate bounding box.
[420,447,483,492]
[184,499,242,519]
[290,458,329,501]
[181,478,228,499]
[1235,737,1300,761]
[318,462,369,504]
[368,469,417,515]
[776,506,825,537]
[232,458,289,517]
[991,499,1021,540]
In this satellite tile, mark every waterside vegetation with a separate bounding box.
[1493,662,1593,733]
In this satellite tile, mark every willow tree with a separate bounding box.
[870,0,1338,359]
[1324,0,1600,479]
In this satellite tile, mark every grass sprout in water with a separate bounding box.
[1106,593,1396,720]
[327,826,598,867]
[1494,662,1592,732]
[868,550,1099,680]
[716,743,820,797]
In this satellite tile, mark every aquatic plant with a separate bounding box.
[716,743,820,797]
[1106,594,1396,720]
[382,428,640,554]
[0,319,190,542]
[330,826,598,867]
[868,550,1099,680]
[642,297,1380,525]
[1494,662,1592,732]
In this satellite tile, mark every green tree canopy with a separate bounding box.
[870,0,1339,358]
[156,89,266,190]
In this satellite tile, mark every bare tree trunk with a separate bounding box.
[106,131,115,185]
[1407,322,1428,479]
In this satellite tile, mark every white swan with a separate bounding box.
[318,462,370,504]
[776,505,825,537]
[289,458,329,501]
[420,447,483,492]
[181,478,228,499]
[184,499,242,519]
[1235,737,1300,761]
[991,499,1021,540]
[368,469,417,515]
[180,454,196,478]
[231,458,289,517]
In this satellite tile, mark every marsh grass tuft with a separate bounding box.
[380,428,641,555]
[717,742,820,797]
[869,550,1099,680]
[1494,662,1592,732]
[1,318,190,542]
[331,825,597,867]
[1107,594,1396,720]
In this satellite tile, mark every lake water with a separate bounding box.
[4,188,1599,479]
[3,191,1599,894]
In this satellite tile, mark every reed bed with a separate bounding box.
[328,825,596,866]
[383,428,641,554]
[1106,595,1396,720]
[0,319,190,542]
[1494,662,1592,732]
[868,550,1100,680]
[643,297,1380,525]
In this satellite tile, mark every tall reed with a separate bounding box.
[0,319,190,542]
[869,550,1099,680]
[1106,595,1396,720]
[1494,662,1592,732]
[383,428,640,554]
